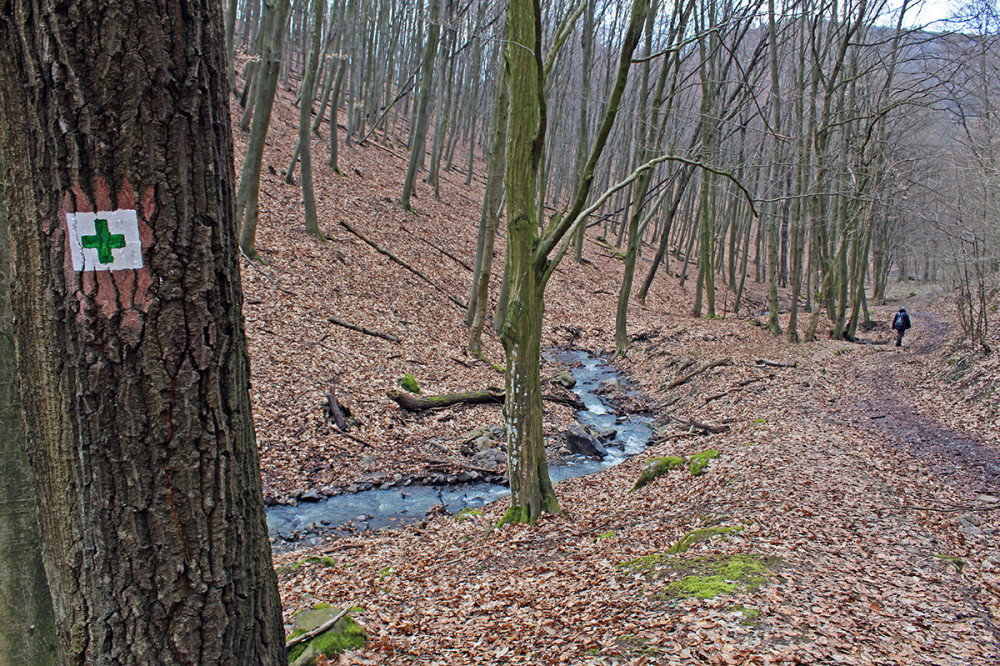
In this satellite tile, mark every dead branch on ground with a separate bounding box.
[665,357,733,390]
[328,315,401,343]
[339,220,467,310]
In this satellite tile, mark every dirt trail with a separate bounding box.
[831,306,1000,653]
[845,309,1000,496]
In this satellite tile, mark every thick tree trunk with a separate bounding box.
[0,181,59,665]
[0,2,286,663]
[497,0,559,525]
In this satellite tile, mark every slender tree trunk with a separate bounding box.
[573,0,596,263]
[329,59,347,173]
[400,0,440,210]
[294,0,325,235]
[0,2,286,662]
[237,0,293,260]
[468,61,509,351]
[227,0,239,94]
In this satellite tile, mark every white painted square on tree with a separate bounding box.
[66,209,144,271]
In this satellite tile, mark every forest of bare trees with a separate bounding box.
[223,0,998,519]
[3,0,999,660]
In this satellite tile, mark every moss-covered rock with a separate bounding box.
[287,604,367,665]
[689,449,719,476]
[667,525,743,554]
[398,373,421,394]
[630,456,685,492]
[661,554,781,600]
[456,508,483,521]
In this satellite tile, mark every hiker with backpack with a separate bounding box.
[892,308,912,347]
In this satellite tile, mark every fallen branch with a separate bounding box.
[387,388,584,411]
[325,382,348,430]
[653,431,703,443]
[755,358,796,368]
[408,230,474,271]
[328,315,401,343]
[419,456,501,475]
[240,250,298,296]
[339,220,467,310]
[665,357,733,390]
[703,376,767,404]
[334,430,374,450]
[689,418,730,434]
[286,606,352,650]
[388,389,504,410]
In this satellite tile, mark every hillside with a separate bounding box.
[237,86,1000,664]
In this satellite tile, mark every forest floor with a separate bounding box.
[234,84,1000,663]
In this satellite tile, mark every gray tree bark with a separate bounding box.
[400,0,441,210]
[237,0,293,260]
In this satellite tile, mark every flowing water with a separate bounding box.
[266,349,652,549]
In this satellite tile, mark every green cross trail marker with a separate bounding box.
[81,218,126,265]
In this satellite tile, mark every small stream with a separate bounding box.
[266,349,652,549]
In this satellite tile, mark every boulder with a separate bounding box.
[555,371,577,389]
[596,427,618,442]
[565,426,608,459]
[475,434,495,452]
[473,448,505,470]
[597,377,623,394]
[299,489,322,503]
[631,456,685,492]
[287,603,367,665]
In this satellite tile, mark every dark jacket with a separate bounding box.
[893,312,911,331]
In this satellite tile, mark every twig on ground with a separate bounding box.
[665,358,733,390]
[328,315,401,343]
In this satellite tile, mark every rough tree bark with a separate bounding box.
[0,1,286,663]
[0,178,59,665]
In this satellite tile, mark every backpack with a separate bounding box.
[894,312,911,331]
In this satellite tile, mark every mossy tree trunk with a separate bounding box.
[498,0,647,525]
[0,1,286,662]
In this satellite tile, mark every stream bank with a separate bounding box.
[266,349,654,551]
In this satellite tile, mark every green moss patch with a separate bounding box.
[662,554,781,600]
[617,553,675,577]
[668,525,743,554]
[936,554,965,572]
[275,556,339,577]
[689,449,719,476]
[456,508,483,521]
[731,605,763,626]
[287,605,367,664]
[398,373,421,394]
[631,456,685,491]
